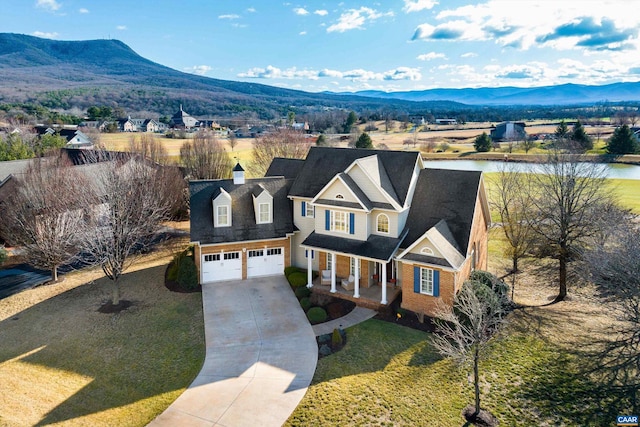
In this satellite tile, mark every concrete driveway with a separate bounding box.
[149,275,318,427]
[0,264,51,300]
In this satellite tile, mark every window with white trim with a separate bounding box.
[204,254,220,262]
[327,253,333,271]
[420,268,434,295]
[331,210,348,233]
[421,247,434,256]
[258,202,270,223]
[350,257,359,275]
[217,205,229,226]
[306,203,315,217]
[223,252,239,260]
[377,214,389,233]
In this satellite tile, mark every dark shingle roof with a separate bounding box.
[190,177,294,245]
[302,229,408,262]
[402,253,453,268]
[288,147,419,205]
[265,158,305,179]
[402,168,481,254]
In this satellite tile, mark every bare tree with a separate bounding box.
[490,164,535,275]
[1,157,87,281]
[228,131,238,151]
[431,279,506,424]
[582,220,640,411]
[80,157,173,306]
[180,131,232,180]
[129,133,168,165]
[249,128,311,177]
[527,149,612,302]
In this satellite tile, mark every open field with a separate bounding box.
[0,239,205,427]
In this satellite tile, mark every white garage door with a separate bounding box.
[201,252,242,283]
[247,247,284,278]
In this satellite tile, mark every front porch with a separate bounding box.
[310,276,401,310]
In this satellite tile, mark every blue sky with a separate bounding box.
[2,0,640,92]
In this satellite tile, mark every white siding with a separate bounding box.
[408,236,445,259]
[317,179,359,203]
[292,198,318,269]
[347,164,391,205]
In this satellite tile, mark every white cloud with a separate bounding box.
[218,14,240,19]
[247,7,256,13]
[36,0,61,12]
[32,31,58,39]
[314,9,328,16]
[461,52,477,58]
[116,25,127,30]
[327,7,393,33]
[299,31,307,35]
[239,65,421,82]
[78,7,89,14]
[403,0,438,13]
[293,7,309,16]
[185,65,212,76]
[417,52,446,61]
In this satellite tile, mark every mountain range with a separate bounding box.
[0,33,639,118]
[341,82,640,106]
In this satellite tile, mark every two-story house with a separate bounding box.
[189,147,490,317]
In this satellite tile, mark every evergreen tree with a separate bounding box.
[343,111,358,133]
[316,134,328,146]
[571,120,592,151]
[607,124,638,154]
[355,132,373,149]
[474,132,492,152]
[555,120,569,139]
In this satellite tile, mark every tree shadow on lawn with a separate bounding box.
[502,308,636,425]
[0,264,204,426]
[313,319,442,383]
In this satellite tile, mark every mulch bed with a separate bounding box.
[97,300,135,313]
[325,298,356,320]
[374,297,436,333]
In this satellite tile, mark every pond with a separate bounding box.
[422,159,640,180]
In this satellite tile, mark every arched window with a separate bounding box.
[335,194,344,199]
[377,214,389,233]
[420,247,434,256]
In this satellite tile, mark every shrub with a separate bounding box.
[309,292,333,307]
[318,333,331,344]
[331,328,343,348]
[288,272,307,288]
[300,297,311,312]
[0,245,6,266]
[168,250,187,281]
[284,266,301,277]
[177,256,198,290]
[295,286,311,299]
[319,344,332,357]
[307,307,328,324]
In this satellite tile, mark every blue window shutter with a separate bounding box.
[433,270,440,297]
[413,267,420,293]
[325,210,330,230]
[301,201,306,217]
[349,213,355,234]
[305,250,308,258]
[312,250,314,258]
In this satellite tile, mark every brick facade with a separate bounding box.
[318,251,372,288]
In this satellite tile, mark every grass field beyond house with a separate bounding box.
[0,252,205,427]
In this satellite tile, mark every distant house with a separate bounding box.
[190,147,490,316]
[170,105,199,130]
[117,117,137,132]
[141,119,163,133]
[490,122,527,141]
[435,118,457,125]
[79,121,108,132]
[292,122,310,132]
[34,126,94,149]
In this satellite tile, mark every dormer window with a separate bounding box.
[217,205,229,227]
[377,214,389,233]
[258,202,271,224]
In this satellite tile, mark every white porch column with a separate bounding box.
[353,257,360,298]
[330,252,337,293]
[380,262,388,304]
[306,252,313,288]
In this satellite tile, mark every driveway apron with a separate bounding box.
[149,276,318,427]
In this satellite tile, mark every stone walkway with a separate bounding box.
[311,306,377,336]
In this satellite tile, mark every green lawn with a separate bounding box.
[287,317,630,426]
[609,178,640,213]
[0,254,205,426]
